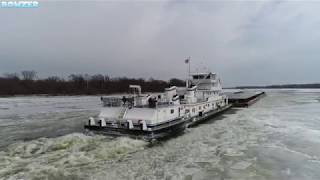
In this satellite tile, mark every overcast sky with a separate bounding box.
[1,0,320,86]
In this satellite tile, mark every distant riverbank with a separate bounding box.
[233,83,320,89]
[2,71,319,96]
[0,71,186,96]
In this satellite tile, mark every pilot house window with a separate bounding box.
[193,75,205,79]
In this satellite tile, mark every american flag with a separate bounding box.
[185,58,190,64]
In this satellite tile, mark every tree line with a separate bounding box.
[0,71,186,96]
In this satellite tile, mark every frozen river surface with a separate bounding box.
[1,90,320,180]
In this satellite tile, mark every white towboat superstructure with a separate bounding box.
[85,72,231,140]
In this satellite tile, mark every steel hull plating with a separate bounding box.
[84,118,186,141]
[186,104,232,127]
[84,104,232,141]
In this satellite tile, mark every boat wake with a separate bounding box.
[0,133,147,180]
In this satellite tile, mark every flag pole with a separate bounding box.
[186,58,188,88]
[188,56,191,80]
[185,57,191,88]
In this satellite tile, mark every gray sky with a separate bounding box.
[1,0,320,86]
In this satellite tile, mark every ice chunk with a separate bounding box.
[230,161,252,170]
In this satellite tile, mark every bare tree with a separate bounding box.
[91,74,104,81]
[21,70,37,80]
[69,74,84,82]
[84,74,91,90]
[169,78,185,87]
[3,73,20,80]
[46,76,61,82]
[104,75,110,81]
[91,74,104,89]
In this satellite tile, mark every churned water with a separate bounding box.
[1,90,320,180]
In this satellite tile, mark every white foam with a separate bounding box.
[0,133,147,179]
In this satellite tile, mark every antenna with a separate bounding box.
[185,57,191,88]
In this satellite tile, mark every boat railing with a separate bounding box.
[135,101,174,108]
[180,98,207,104]
[101,96,134,107]
[101,96,176,108]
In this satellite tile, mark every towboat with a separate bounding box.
[84,72,232,141]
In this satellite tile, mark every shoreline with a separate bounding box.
[2,88,320,98]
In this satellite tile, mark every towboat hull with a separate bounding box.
[84,117,187,141]
[84,71,233,141]
[186,104,232,127]
[84,104,232,141]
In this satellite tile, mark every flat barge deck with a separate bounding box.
[226,91,266,107]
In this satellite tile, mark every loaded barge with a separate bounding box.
[226,91,266,107]
[84,72,232,141]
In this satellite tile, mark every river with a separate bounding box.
[1,89,320,180]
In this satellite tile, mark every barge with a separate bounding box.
[226,91,266,107]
